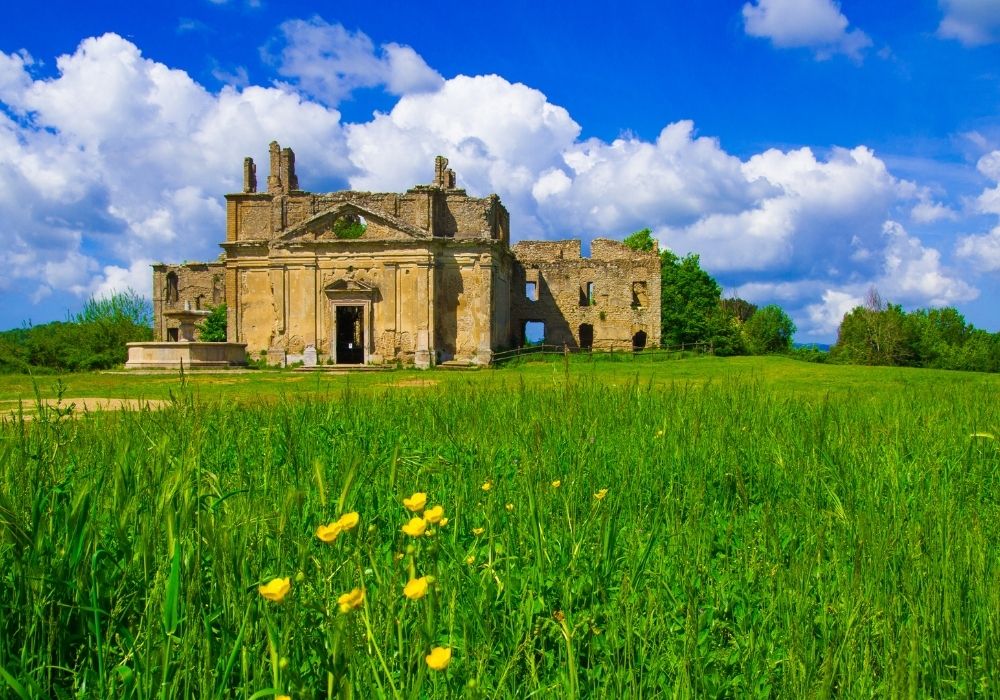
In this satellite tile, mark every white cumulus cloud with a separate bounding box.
[956,150,1000,271]
[264,17,443,105]
[742,0,872,61]
[938,0,1000,45]
[0,32,351,304]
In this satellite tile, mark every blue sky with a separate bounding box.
[1,0,999,341]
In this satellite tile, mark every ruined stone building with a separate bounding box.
[153,142,660,366]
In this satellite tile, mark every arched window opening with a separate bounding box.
[632,330,647,352]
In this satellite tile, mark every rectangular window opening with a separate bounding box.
[525,281,537,301]
[523,321,545,346]
[580,281,594,306]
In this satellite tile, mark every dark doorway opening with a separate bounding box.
[632,330,647,352]
[579,323,594,350]
[336,305,364,364]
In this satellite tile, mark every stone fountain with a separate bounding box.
[166,301,212,341]
[125,301,247,369]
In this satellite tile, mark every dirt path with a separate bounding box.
[0,397,169,420]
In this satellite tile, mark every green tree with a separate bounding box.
[75,288,152,327]
[623,229,746,353]
[832,289,915,366]
[660,250,721,347]
[622,227,657,253]
[720,297,757,323]
[196,303,228,342]
[2,289,154,372]
[743,304,796,354]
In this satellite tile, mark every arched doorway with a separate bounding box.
[632,330,647,352]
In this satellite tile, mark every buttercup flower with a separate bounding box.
[472,527,484,536]
[316,522,343,543]
[505,503,514,512]
[403,492,428,512]
[337,511,360,530]
[403,576,431,600]
[594,488,608,500]
[277,695,291,700]
[402,517,427,537]
[425,646,452,671]
[465,555,475,565]
[438,517,448,527]
[424,505,445,523]
[337,587,365,613]
[258,577,291,603]
[551,480,561,488]
[481,481,493,492]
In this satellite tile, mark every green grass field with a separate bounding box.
[1,356,998,697]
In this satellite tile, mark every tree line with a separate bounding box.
[622,228,1000,373]
[0,290,155,373]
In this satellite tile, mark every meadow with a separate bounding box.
[0,356,998,698]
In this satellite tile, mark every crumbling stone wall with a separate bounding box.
[227,148,504,243]
[510,239,661,351]
[152,261,226,341]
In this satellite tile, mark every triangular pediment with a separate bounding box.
[324,278,375,293]
[273,201,429,248]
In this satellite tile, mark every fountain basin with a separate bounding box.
[125,342,247,369]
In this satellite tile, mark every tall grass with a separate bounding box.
[0,375,998,697]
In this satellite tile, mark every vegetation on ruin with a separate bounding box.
[196,303,228,342]
[0,359,998,697]
[332,216,367,240]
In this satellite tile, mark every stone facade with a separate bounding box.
[510,239,661,351]
[152,143,660,365]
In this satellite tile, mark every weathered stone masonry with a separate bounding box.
[153,143,660,365]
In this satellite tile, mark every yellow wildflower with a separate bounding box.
[594,488,608,501]
[401,517,427,537]
[316,521,343,543]
[337,511,360,530]
[337,587,365,613]
[481,480,493,492]
[425,646,452,671]
[424,505,445,523]
[505,503,514,512]
[551,480,561,488]
[403,576,431,600]
[656,429,664,437]
[465,555,475,565]
[472,527,484,536]
[438,517,448,527]
[403,492,428,512]
[276,696,291,700]
[258,577,291,603]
